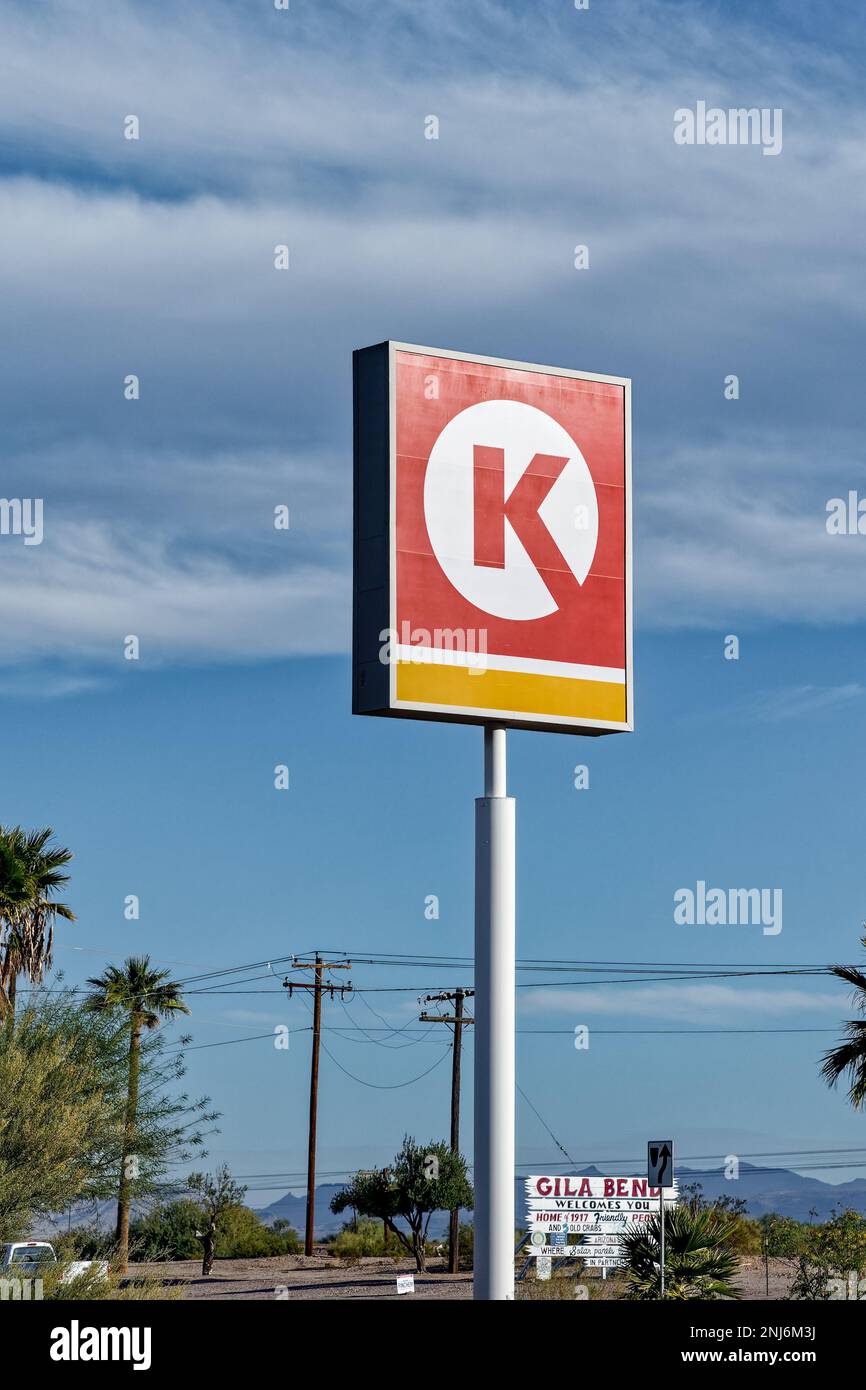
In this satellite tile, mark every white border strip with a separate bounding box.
[394,645,625,683]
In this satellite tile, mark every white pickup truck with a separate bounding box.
[0,1241,110,1282]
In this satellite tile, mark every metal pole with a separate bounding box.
[305,955,323,1256]
[474,725,516,1300]
[659,1183,665,1298]
[448,989,464,1275]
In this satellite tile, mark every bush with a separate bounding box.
[129,1200,299,1262]
[791,1209,866,1300]
[621,1205,742,1300]
[129,1200,202,1261]
[457,1222,474,1271]
[214,1204,300,1258]
[41,1262,181,1301]
[53,1225,117,1262]
[331,1218,391,1259]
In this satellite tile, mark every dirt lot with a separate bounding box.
[132,1254,473,1300]
[130,1253,796,1301]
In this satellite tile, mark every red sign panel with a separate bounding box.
[353,343,632,735]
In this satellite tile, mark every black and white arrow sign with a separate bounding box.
[647,1140,674,1188]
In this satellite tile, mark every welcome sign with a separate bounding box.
[526,1175,678,1269]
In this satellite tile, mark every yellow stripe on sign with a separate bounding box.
[395,661,627,723]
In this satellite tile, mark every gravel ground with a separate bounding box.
[131,1254,473,1300]
[732,1254,798,1300]
[129,1253,797,1301]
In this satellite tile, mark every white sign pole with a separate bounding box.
[474,725,515,1300]
[659,1184,665,1298]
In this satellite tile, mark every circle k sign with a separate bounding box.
[424,398,599,622]
[352,342,632,736]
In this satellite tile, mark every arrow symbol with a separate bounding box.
[652,1142,672,1186]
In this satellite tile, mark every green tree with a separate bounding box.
[187,1166,247,1275]
[0,826,74,1019]
[330,1136,474,1272]
[0,989,213,1242]
[0,1000,115,1237]
[821,932,866,1107]
[84,957,191,1275]
[621,1205,742,1300]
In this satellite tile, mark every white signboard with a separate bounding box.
[525,1175,678,1269]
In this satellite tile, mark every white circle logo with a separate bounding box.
[423,399,598,620]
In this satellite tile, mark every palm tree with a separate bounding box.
[821,931,866,1107]
[84,956,190,1274]
[620,1205,742,1299]
[0,825,74,1018]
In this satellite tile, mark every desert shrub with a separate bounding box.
[214,1203,300,1258]
[129,1200,201,1261]
[54,1225,117,1262]
[621,1205,742,1300]
[332,1218,390,1259]
[129,1199,299,1261]
[457,1221,474,1271]
[791,1209,866,1300]
[39,1262,181,1301]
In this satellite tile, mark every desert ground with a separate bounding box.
[128,1253,796,1301]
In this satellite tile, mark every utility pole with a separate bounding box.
[420,988,474,1274]
[283,955,351,1256]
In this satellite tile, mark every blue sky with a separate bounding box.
[2,0,866,1206]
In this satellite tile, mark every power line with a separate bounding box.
[337,994,436,1049]
[153,1022,838,1055]
[318,1036,454,1090]
[515,1144,866,1168]
[516,1083,581,1169]
[164,1027,310,1052]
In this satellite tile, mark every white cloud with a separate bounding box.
[2,1,866,669]
[639,435,866,627]
[0,518,347,665]
[520,984,843,1025]
[746,683,866,722]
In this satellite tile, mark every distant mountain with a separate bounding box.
[258,1185,346,1236]
[257,1184,472,1239]
[256,1162,866,1237]
[674,1163,866,1223]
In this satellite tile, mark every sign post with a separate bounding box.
[647,1140,674,1298]
[353,343,633,1302]
[474,725,515,1299]
[660,1182,664,1298]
